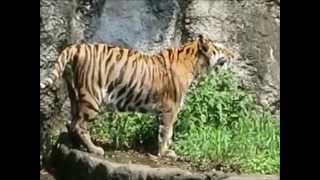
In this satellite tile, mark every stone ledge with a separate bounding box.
[50,133,228,180]
[50,133,278,180]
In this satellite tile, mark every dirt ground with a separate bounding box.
[104,149,235,173]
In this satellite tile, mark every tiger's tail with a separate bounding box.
[40,45,78,89]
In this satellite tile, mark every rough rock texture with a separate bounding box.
[40,0,71,167]
[89,0,182,54]
[51,133,278,180]
[40,0,280,169]
[178,0,280,112]
[40,0,103,167]
[51,133,225,180]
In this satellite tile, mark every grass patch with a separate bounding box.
[90,69,279,174]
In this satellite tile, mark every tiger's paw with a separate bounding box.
[164,149,177,158]
[158,149,177,159]
[90,146,105,156]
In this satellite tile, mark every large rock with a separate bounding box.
[50,133,279,180]
[178,0,280,113]
[51,133,224,180]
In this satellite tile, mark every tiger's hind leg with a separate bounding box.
[68,90,104,156]
[63,62,104,156]
[66,83,80,149]
[69,106,104,156]
[158,109,179,158]
[64,72,81,150]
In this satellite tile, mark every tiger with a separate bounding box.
[40,35,235,157]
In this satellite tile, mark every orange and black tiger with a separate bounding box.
[40,35,235,157]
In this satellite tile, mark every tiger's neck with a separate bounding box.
[164,41,204,104]
[170,40,206,79]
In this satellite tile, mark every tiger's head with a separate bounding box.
[197,35,235,68]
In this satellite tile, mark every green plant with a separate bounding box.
[91,112,157,150]
[174,70,279,174]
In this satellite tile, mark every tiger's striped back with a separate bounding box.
[40,41,200,113]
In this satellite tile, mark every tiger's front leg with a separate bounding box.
[158,109,179,158]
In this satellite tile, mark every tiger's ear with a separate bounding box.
[198,34,208,52]
[198,34,204,43]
